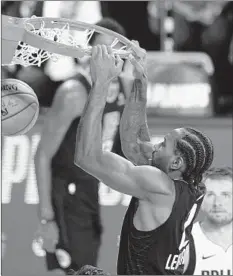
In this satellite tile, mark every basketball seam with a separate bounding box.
[9,107,39,136]
[1,102,38,121]
[1,92,38,99]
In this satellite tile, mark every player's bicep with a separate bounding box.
[100,153,174,197]
[82,151,173,199]
[82,151,147,199]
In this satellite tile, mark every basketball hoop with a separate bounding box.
[1,15,143,67]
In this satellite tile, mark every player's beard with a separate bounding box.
[152,158,166,173]
[151,153,169,173]
[208,213,233,226]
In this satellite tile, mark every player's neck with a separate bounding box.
[169,170,183,181]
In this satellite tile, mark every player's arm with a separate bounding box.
[35,80,88,221]
[74,45,174,199]
[120,43,155,166]
[78,150,174,199]
[120,74,154,165]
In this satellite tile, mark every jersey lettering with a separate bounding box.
[201,270,232,275]
[179,203,197,250]
[165,195,204,272]
[165,248,187,271]
[179,194,204,251]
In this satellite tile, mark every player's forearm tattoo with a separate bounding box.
[120,77,151,165]
[131,79,147,102]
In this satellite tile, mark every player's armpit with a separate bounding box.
[78,151,174,199]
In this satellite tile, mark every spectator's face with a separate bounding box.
[202,177,233,225]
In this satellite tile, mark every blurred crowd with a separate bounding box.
[1,1,233,116]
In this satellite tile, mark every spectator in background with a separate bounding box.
[1,1,21,17]
[100,1,160,50]
[172,1,233,115]
[172,1,227,51]
[192,167,232,275]
[32,17,128,275]
[146,1,233,115]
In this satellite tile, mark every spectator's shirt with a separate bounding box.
[192,222,232,275]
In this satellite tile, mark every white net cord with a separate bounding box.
[11,17,91,67]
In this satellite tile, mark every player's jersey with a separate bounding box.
[192,222,233,276]
[117,180,205,275]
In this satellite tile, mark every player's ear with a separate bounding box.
[170,156,184,170]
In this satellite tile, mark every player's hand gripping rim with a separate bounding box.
[90,45,124,85]
[128,40,147,79]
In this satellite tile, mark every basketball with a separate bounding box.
[1,78,39,136]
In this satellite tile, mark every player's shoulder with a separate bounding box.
[134,165,175,195]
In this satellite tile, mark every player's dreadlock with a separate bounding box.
[176,127,214,187]
[186,127,214,174]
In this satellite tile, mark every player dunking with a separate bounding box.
[74,42,214,275]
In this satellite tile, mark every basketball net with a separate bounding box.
[1,15,144,68]
[1,15,214,75]
[11,18,127,67]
